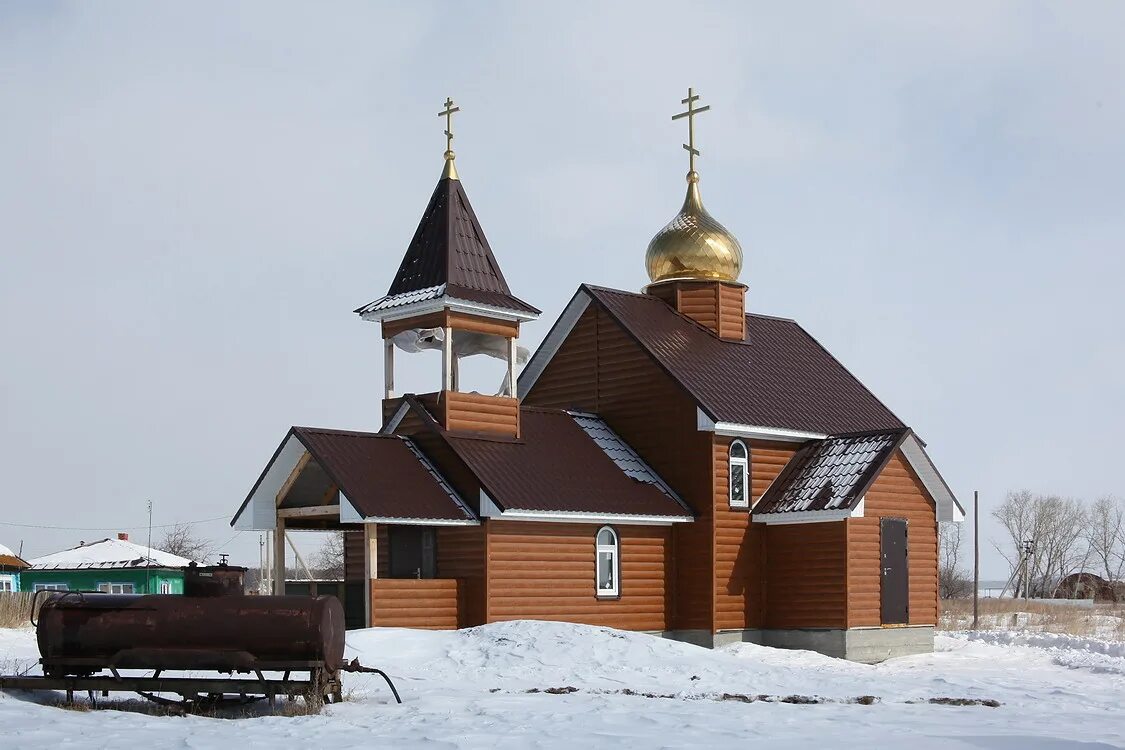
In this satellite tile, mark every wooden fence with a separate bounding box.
[0,592,36,628]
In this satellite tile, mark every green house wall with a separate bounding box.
[20,568,184,594]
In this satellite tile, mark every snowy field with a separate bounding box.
[2,621,1124,749]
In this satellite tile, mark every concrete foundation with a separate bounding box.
[664,626,934,663]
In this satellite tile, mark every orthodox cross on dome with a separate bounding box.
[672,87,710,178]
[438,96,461,179]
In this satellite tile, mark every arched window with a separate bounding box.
[595,526,619,598]
[729,440,750,508]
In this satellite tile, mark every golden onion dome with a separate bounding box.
[645,171,742,284]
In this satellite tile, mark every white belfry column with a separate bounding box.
[441,325,454,391]
[383,339,395,400]
[507,337,518,398]
[363,523,378,627]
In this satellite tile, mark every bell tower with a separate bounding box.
[644,88,746,341]
[355,98,540,437]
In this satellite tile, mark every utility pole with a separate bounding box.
[972,490,980,630]
[1022,539,1035,601]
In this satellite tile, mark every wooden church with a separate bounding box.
[231,92,963,662]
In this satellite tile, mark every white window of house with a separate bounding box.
[729,440,750,508]
[34,583,69,592]
[159,581,172,595]
[595,526,619,598]
[96,583,135,594]
[0,576,13,592]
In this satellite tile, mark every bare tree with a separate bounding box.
[158,523,213,563]
[1086,495,1125,582]
[993,491,1088,597]
[313,532,345,579]
[939,522,972,598]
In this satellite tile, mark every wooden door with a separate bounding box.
[880,518,909,625]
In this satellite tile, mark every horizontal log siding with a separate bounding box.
[713,438,796,630]
[717,283,746,341]
[676,284,720,335]
[847,452,938,627]
[522,306,713,632]
[442,391,520,437]
[437,525,487,627]
[763,521,848,629]
[485,521,671,631]
[370,579,459,629]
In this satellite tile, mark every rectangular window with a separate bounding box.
[34,583,69,592]
[0,576,13,593]
[160,581,172,594]
[730,463,747,507]
[97,583,135,594]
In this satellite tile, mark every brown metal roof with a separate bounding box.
[754,429,909,514]
[410,404,691,518]
[355,176,539,316]
[583,285,904,435]
[291,427,476,522]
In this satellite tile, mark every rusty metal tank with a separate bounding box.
[183,561,248,598]
[35,593,345,677]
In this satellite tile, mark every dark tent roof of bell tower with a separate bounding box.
[358,176,539,316]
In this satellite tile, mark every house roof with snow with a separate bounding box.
[27,538,196,571]
[0,542,28,569]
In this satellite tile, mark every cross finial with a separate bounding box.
[438,97,461,179]
[671,87,710,180]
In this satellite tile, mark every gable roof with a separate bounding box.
[355,176,539,317]
[394,397,692,521]
[522,285,904,436]
[230,426,477,529]
[28,538,195,571]
[754,429,909,514]
[291,427,476,523]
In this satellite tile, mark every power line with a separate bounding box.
[0,515,230,532]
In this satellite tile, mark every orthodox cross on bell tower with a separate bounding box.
[672,87,710,177]
[438,96,461,180]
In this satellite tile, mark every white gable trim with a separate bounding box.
[478,490,692,526]
[381,399,412,434]
[517,290,591,397]
[697,408,827,443]
[232,433,306,531]
[751,507,861,526]
[359,295,538,325]
[900,433,964,522]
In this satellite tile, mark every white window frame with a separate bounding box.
[729,439,750,509]
[160,581,172,595]
[96,582,135,594]
[34,583,69,592]
[0,575,13,593]
[595,526,620,598]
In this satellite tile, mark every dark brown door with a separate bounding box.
[389,527,436,579]
[880,518,909,624]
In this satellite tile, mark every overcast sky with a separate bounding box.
[1,2,1122,578]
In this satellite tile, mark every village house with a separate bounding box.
[231,93,963,662]
[20,534,195,595]
[0,543,28,593]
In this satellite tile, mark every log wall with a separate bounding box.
[370,578,459,629]
[847,451,939,627]
[642,281,746,340]
[712,437,797,631]
[441,391,520,437]
[762,521,849,629]
[484,520,672,631]
[522,305,713,632]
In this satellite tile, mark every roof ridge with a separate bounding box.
[292,425,392,439]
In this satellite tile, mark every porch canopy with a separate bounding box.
[231,426,477,534]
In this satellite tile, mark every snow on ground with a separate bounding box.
[2,621,1124,749]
